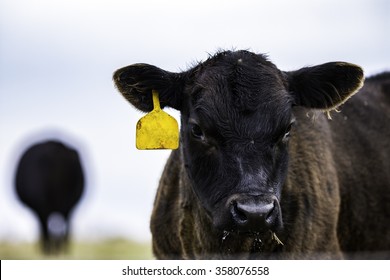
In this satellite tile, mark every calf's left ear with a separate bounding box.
[286,62,364,110]
[113,63,185,112]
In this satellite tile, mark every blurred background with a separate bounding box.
[0,0,388,259]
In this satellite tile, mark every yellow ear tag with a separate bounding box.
[136,90,179,150]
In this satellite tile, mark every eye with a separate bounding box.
[190,124,205,140]
[281,121,294,143]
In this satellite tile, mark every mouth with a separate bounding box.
[220,229,284,256]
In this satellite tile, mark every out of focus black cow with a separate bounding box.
[15,140,84,254]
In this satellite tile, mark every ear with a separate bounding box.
[286,62,364,110]
[113,63,185,112]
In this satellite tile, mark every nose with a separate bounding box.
[229,195,280,232]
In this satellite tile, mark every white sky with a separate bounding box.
[0,0,389,243]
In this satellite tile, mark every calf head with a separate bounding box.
[114,50,363,238]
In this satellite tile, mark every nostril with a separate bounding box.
[231,201,248,223]
[265,201,276,223]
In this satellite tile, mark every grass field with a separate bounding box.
[0,239,154,260]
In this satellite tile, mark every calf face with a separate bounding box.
[114,50,363,237]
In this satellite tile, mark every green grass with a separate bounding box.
[0,239,154,260]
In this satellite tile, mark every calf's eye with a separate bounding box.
[282,122,294,143]
[191,124,204,140]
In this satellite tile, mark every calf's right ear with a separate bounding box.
[113,64,185,112]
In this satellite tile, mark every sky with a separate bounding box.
[0,0,389,243]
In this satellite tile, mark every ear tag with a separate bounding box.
[135,90,179,150]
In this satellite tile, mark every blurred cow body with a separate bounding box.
[15,140,84,254]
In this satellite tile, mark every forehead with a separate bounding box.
[190,51,288,108]
[188,51,292,135]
